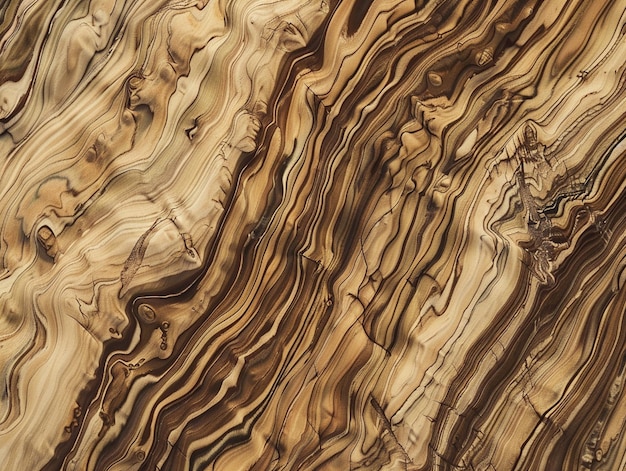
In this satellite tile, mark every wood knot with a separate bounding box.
[37,225,58,259]
[137,304,156,322]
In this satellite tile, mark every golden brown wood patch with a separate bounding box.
[1,0,625,469]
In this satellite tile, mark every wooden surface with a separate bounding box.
[1,0,626,469]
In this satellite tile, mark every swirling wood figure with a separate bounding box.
[1,0,625,470]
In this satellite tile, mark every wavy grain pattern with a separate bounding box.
[1,0,625,469]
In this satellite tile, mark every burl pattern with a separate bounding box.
[1,0,625,469]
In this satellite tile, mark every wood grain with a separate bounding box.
[1,0,625,469]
